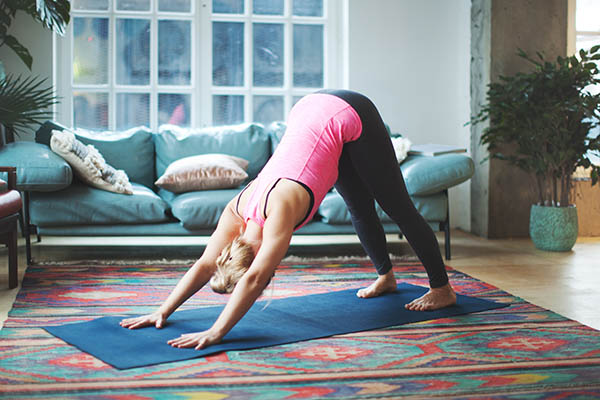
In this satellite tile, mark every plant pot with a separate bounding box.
[529,204,578,251]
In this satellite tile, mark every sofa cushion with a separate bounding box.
[36,121,156,188]
[265,121,287,153]
[156,154,249,193]
[401,154,475,196]
[163,188,240,229]
[319,190,393,224]
[318,190,448,224]
[0,141,72,191]
[155,123,270,180]
[30,183,169,227]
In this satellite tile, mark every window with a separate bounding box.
[55,0,343,131]
[576,0,600,95]
[574,0,600,166]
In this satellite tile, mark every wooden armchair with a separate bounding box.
[0,167,22,288]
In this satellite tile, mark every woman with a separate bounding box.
[120,89,456,350]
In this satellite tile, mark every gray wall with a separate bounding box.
[470,0,569,238]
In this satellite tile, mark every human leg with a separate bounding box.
[334,151,397,298]
[338,95,449,289]
[333,91,455,309]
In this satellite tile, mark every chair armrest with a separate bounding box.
[0,167,16,190]
[401,154,475,196]
[0,142,72,192]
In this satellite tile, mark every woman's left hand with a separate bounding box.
[167,329,223,350]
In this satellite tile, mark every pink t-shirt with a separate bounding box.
[242,93,363,230]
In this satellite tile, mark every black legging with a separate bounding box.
[318,89,449,288]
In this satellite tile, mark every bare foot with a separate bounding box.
[357,270,397,298]
[405,283,457,311]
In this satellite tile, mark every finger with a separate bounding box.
[178,337,201,348]
[129,320,152,329]
[120,319,138,328]
[168,336,190,346]
[171,338,195,348]
[195,339,208,350]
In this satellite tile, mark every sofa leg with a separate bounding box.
[8,226,18,289]
[444,221,451,260]
[22,191,33,266]
[442,189,451,261]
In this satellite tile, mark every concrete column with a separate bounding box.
[470,0,570,238]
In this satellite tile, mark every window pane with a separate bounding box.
[293,0,323,17]
[73,18,108,85]
[117,0,150,11]
[116,93,150,130]
[253,23,283,87]
[213,95,244,125]
[292,95,303,106]
[576,0,600,32]
[254,96,283,124]
[73,92,108,130]
[159,94,191,126]
[159,20,191,85]
[254,0,283,15]
[116,19,151,85]
[159,0,191,12]
[293,24,323,87]
[213,0,244,14]
[213,22,244,86]
[73,0,108,10]
[577,34,600,51]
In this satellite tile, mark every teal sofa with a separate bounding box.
[0,121,474,263]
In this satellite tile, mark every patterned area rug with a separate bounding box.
[2,260,600,399]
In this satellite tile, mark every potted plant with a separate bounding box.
[472,47,600,251]
[0,0,70,139]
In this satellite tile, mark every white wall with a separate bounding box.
[347,0,472,230]
[0,11,54,142]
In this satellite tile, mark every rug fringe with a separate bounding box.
[33,254,418,266]
[281,254,418,263]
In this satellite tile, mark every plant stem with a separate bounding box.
[553,175,558,206]
[536,174,544,205]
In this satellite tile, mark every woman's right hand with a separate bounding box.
[119,311,167,329]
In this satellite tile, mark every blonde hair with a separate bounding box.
[210,236,256,294]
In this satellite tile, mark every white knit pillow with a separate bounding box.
[391,136,412,163]
[50,129,133,195]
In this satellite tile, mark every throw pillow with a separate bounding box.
[155,153,249,193]
[50,130,133,195]
[391,136,412,163]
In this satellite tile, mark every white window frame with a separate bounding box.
[53,0,347,130]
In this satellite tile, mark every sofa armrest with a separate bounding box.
[401,154,474,196]
[0,142,72,192]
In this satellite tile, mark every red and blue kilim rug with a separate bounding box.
[1,259,600,399]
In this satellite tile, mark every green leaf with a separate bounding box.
[0,74,59,136]
[35,0,70,36]
[591,44,600,54]
[3,35,33,70]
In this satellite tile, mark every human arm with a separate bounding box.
[120,200,244,329]
[167,207,294,349]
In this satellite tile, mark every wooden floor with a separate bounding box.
[1,230,599,330]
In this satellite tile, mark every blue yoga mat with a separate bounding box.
[45,283,507,369]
